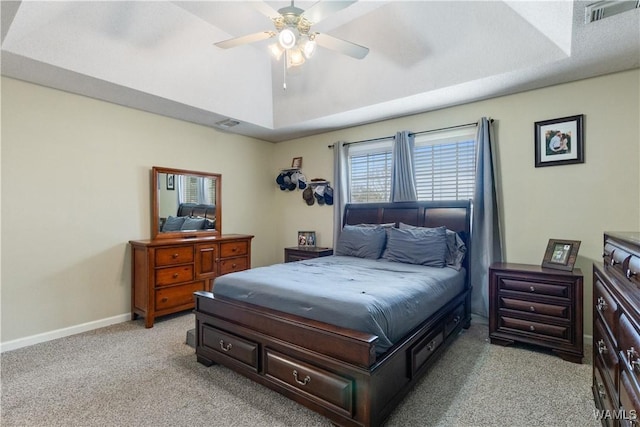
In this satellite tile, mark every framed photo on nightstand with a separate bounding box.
[541,239,581,271]
[297,231,316,247]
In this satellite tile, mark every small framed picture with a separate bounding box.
[166,174,175,190]
[297,230,316,247]
[534,114,584,167]
[291,157,303,169]
[541,239,581,271]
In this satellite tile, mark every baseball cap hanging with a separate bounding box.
[302,186,314,205]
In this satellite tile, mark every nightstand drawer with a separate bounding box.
[499,297,569,319]
[499,316,569,340]
[498,277,569,298]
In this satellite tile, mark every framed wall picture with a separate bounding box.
[291,157,303,169]
[297,230,316,247]
[166,174,175,190]
[534,114,584,167]
[541,239,581,271]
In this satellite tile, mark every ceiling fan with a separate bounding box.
[214,1,369,69]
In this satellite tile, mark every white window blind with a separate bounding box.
[414,127,477,201]
[348,139,393,203]
[183,176,216,205]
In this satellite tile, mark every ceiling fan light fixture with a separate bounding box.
[278,28,297,49]
[268,43,284,60]
[302,38,316,59]
[287,48,306,67]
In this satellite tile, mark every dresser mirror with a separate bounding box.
[151,166,221,240]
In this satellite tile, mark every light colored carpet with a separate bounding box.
[1,313,599,426]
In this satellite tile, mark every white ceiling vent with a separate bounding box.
[585,1,640,23]
[214,119,241,129]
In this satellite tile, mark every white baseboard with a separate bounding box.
[584,334,593,346]
[1,313,131,353]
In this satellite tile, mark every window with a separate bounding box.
[347,128,476,203]
[414,128,477,201]
[180,176,216,205]
[348,139,393,202]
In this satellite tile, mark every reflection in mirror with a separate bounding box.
[151,167,221,240]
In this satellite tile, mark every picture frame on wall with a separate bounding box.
[166,174,175,190]
[534,114,584,167]
[298,231,316,247]
[541,238,581,271]
[291,157,303,169]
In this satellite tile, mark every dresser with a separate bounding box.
[130,234,253,328]
[284,246,333,262]
[593,232,640,426]
[489,262,584,363]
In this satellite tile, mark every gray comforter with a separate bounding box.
[213,256,465,353]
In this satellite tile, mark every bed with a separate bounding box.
[194,201,472,427]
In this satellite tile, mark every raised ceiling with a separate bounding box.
[2,1,639,142]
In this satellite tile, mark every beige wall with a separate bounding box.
[272,69,640,337]
[2,69,638,346]
[1,77,277,343]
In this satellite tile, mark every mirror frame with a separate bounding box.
[151,166,222,240]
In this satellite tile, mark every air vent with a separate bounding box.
[214,118,241,129]
[585,0,640,23]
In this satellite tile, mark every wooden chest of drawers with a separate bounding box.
[130,234,253,328]
[593,232,640,426]
[489,262,584,363]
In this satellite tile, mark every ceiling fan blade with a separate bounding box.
[250,2,281,19]
[315,33,369,59]
[303,1,357,24]
[215,31,275,49]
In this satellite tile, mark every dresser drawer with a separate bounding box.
[219,257,248,275]
[498,277,569,298]
[220,241,248,258]
[594,357,617,427]
[265,350,353,415]
[620,367,640,426]
[155,246,194,266]
[155,265,194,286]
[594,318,618,391]
[628,256,640,288]
[499,297,569,319]
[499,316,569,340]
[619,313,640,377]
[155,281,204,310]
[201,325,258,370]
[594,276,619,339]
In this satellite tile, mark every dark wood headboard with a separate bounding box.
[343,201,471,236]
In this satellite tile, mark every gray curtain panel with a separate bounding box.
[390,131,418,202]
[333,141,349,246]
[470,117,503,317]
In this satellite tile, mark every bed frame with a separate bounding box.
[194,201,472,427]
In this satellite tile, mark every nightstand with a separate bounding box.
[284,247,333,262]
[489,262,583,363]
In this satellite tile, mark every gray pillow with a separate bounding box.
[335,225,387,259]
[383,226,448,267]
[399,223,467,270]
[181,216,206,230]
[162,216,185,231]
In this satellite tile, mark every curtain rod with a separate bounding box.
[327,120,490,148]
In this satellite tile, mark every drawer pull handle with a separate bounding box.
[173,273,179,278]
[611,258,619,266]
[219,340,232,352]
[529,325,535,332]
[529,306,535,312]
[628,269,637,280]
[172,253,179,259]
[232,263,237,269]
[597,382,606,398]
[597,339,607,354]
[596,297,607,312]
[627,347,637,361]
[232,247,238,252]
[529,286,535,292]
[292,370,311,386]
[632,359,640,373]
[426,340,437,352]
[452,315,461,324]
[161,297,168,303]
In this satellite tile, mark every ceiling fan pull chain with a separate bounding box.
[283,50,288,90]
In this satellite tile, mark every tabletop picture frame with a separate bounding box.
[534,114,584,167]
[297,230,316,247]
[541,238,581,271]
